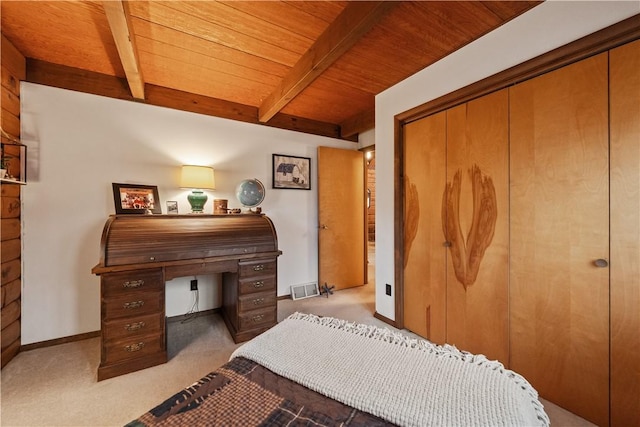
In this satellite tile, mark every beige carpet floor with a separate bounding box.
[1,251,594,426]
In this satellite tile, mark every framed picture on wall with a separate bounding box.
[272,154,311,190]
[112,183,162,214]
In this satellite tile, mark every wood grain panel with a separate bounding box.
[444,90,509,364]
[1,278,21,308]
[130,18,288,79]
[402,111,447,343]
[128,1,300,67]
[318,147,365,291]
[1,88,20,118]
[1,238,20,263]
[0,319,19,351]
[610,39,640,427]
[0,196,20,219]
[1,35,26,80]
[0,300,20,329]
[0,339,19,368]
[1,218,20,242]
[510,53,609,426]
[0,1,123,77]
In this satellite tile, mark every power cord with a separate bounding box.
[182,278,199,323]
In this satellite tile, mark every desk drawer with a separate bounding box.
[103,312,163,343]
[238,291,276,312]
[238,259,277,278]
[102,269,163,297]
[103,291,163,320]
[238,276,276,295]
[103,334,164,365]
[238,307,277,331]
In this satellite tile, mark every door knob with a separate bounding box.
[594,259,609,268]
[321,224,328,230]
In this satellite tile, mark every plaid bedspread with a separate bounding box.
[126,357,394,427]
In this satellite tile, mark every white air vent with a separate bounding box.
[290,282,319,300]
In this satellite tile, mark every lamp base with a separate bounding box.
[187,189,208,213]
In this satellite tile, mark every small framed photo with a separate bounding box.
[166,200,178,215]
[112,183,161,215]
[272,154,311,190]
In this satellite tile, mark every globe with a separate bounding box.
[235,178,265,208]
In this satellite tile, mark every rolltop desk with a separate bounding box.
[91,214,281,381]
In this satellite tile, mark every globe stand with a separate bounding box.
[235,178,265,214]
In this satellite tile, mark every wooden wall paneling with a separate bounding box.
[402,111,447,343]
[444,89,509,365]
[1,33,25,369]
[509,53,610,426]
[609,38,640,427]
[0,218,20,241]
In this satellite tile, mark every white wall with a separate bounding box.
[374,1,640,320]
[20,83,355,344]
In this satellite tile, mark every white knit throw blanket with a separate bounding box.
[231,313,550,427]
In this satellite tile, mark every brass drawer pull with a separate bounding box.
[124,321,145,331]
[123,301,144,309]
[125,342,145,352]
[252,298,265,305]
[123,279,144,288]
[253,281,265,288]
[252,314,265,322]
[253,265,265,271]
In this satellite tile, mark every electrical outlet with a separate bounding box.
[385,284,392,296]
[190,279,198,291]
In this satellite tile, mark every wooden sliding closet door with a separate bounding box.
[510,53,609,426]
[610,39,640,427]
[445,90,509,364]
[403,111,447,344]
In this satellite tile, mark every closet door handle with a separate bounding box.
[594,259,609,268]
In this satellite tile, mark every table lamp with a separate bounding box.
[181,165,216,213]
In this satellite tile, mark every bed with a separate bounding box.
[127,313,550,426]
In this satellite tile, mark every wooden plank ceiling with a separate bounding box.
[1,1,539,140]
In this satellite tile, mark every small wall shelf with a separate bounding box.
[1,136,27,185]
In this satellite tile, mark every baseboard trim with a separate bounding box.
[20,308,223,352]
[277,294,292,301]
[374,311,397,328]
[166,307,220,323]
[20,330,101,352]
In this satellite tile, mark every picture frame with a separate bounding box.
[166,200,179,215]
[272,154,311,190]
[112,183,162,215]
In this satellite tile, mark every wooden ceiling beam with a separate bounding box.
[102,0,145,100]
[258,1,396,123]
[340,107,375,138]
[25,59,344,140]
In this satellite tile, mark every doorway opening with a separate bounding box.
[364,148,375,287]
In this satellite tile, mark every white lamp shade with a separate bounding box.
[181,165,216,190]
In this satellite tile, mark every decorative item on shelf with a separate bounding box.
[235,178,265,213]
[166,200,178,215]
[112,183,162,214]
[181,165,216,214]
[0,129,27,184]
[213,199,228,214]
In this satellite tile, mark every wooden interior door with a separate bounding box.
[509,53,610,426]
[402,111,447,343]
[445,89,509,365]
[317,146,365,290]
[610,39,640,427]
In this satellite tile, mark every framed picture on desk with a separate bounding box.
[112,183,162,214]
